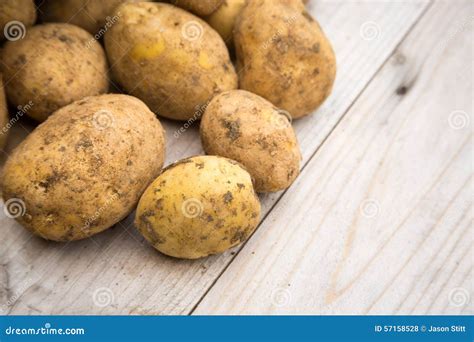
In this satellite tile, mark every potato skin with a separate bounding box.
[0,0,36,41]
[0,75,8,149]
[39,0,144,35]
[1,23,109,122]
[235,0,336,119]
[206,0,246,48]
[135,155,261,259]
[172,0,224,16]
[105,2,237,121]
[1,94,166,241]
[201,90,301,192]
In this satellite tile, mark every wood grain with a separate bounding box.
[194,0,473,315]
[0,1,432,314]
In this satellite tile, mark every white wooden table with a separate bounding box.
[0,0,472,315]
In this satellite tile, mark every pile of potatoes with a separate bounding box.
[0,0,335,259]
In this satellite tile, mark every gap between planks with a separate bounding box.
[189,1,434,315]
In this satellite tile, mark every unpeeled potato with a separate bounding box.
[1,94,166,241]
[135,155,261,259]
[1,23,109,121]
[105,2,237,121]
[234,0,336,118]
[200,90,301,192]
[206,0,246,48]
[172,0,224,16]
[0,0,36,41]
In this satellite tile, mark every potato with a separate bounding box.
[0,0,36,41]
[1,94,166,241]
[0,74,8,149]
[234,0,336,119]
[135,155,261,259]
[39,0,145,35]
[205,0,246,48]
[105,2,237,121]
[172,0,224,16]
[200,90,301,192]
[1,23,109,122]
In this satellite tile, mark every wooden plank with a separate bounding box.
[0,1,430,314]
[193,0,473,315]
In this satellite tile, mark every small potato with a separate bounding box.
[235,0,336,118]
[39,0,145,35]
[172,0,224,16]
[1,23,109,122]
[0,0,36,41]
[105,2,237,121]
[1,94,166,241]
[206,0,246,48]
[200,90,301,192]
[0,74,8,149]
[135,155,261,259]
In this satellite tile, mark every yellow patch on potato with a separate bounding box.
[130,40,166,60]
[105,2,237,121]
[198,51,213,69]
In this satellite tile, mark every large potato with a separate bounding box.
[39,0,145,35]
[1,23,109,122]
[0,0,36,41]
[1,94,166,241]
[206,0,246,48]
[200,90,301,192]
[105,2,237,121]
[135,155,261,259]
[172,0,224,16]
[235,0,336,119]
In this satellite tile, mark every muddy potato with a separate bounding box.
[235,0,336,119]
[105,2,237,121]
[1,94,166,241]
[172,0,224,16]
[201,90,301,192]
[0,75,8,149]
[206,0,246,49]
[1,23,109,122]
[135,155,261,259]
[39,0,145,35]
[0,0,36,41]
